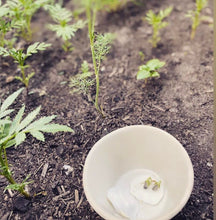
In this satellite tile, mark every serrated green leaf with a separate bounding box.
[15,132,26,145]
[29,130,45,141]
[9,105,25,135]
[0,109,14,119]
[0,47,10,56]
[39,124,73,133]
[147,59,165,70]
[137,68,151,80]
[14,76,23,83]
[26,42,51,57]
[45,3,72,23]
[16,106,41,132]
[0,119,11,125]
[151,71,160,77]
[0,135,9,145]
[0,88,24,112]
[5,139,16,148]
[24,115,56,131]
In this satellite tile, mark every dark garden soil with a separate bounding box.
[0,0,214,219]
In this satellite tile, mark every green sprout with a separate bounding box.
[0,88,73,198]
[0,1,19,48]
[145,6,173,48]
[45,3,86,52]
[83,0,114,114]
[137,59,165,84]
[139,51,145,62]
[5,0,49,41]
[69,60,94,96]
[186,0,208,39]
[0,42,51,89]
[144,177,161,191]
[144,177,152,189]
[152,180,161,191]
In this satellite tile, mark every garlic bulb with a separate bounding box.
[107,169,165,220]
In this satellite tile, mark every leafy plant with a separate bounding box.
[0,2,17,47]
[136,59,165,84]
[83,0,114,114]
[186,0,208,39]
[5,0,49,41]
[45,3,85,52]
[69,60,94,96]
[0,88,73,198]
[145,6,173,48]
[0,42,51,89]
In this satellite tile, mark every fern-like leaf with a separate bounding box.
[39,124,73,133]
[0,88,24,114]
[26,42,51,57]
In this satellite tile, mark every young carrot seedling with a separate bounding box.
[5,0,49,41]
[45,4,85,52]
[69,60,94,96]
[0,42,51,89]
[186,0,208,39]
[83,0,114,114]
[145,6,173,48]
[0,88,73,198]
[137,58,165,84]
[0,2,18,48]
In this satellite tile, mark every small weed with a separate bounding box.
[0,42,51,89]
[45,3,85,52]
[137,58,165,84]
[139,51,145,62]
[5,0,49,41]
[145,6,173,48]
[69,60,94,96]
[0,2,17,47]
[0,88,73,198]
[186,0,208,39]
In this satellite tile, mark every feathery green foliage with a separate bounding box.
[0,89,73,198]
[0,42,51,88]
[45,4,85,51]
[5,0,50,41]
[83,0,115,114]
[70,61,94,95]
[145,6,173,48]
[137,59,165,83]
[186,0,208,39]
[0,1,17,47]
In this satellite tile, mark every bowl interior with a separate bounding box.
[83,125,194,220]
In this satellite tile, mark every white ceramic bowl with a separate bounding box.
[83,125,194,220]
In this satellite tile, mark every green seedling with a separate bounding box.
[0,88,73,198]
[137,58,165,84]
[0,42,51,89]
[0,2,17,47]
[144,177,152,189]
[70,60,94,96]
[145,6,173,48]
[144,177,161,191]
[186,0,208,39]
[83,0,114,114]
[45,4,85,52]
[4,0,49,41]
[139,51,145,62]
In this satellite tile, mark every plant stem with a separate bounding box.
[191,11,200,40]
[86,6,100,112]
[0,142,31,198]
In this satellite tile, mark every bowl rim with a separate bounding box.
[83,125,194,220]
